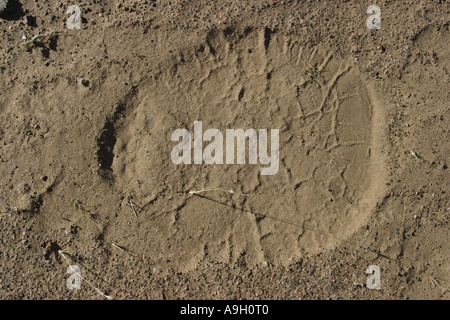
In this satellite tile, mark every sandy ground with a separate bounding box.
[0,0,448,300]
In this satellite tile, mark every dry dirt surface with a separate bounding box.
[0,0,448,300]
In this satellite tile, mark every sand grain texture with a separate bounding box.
[0,0,448,300]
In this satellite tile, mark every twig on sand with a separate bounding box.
[409,150,422,160]
[112,242,128,252]
[187,187,248,196]
[58,250,114,300]
[121,195,140,218]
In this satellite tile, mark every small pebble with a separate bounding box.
[77,77,89,87]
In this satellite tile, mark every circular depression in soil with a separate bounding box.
[99,28,385,268]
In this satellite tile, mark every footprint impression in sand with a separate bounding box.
[97,27,385,268]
